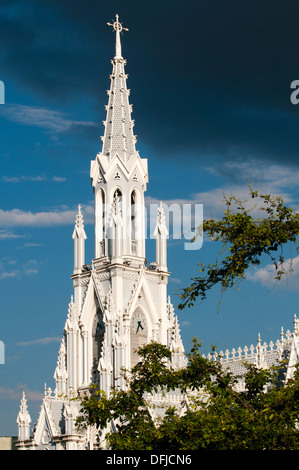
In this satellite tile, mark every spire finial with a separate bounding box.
[74,204,86,232]
[107,14,129,59]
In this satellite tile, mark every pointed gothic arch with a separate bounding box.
[131,189,137,241]
[91,308,105,385]
[107,187,124,258]
[95,187,106,258]
[111,186,123,208]
[130,305,148,368]
[130,187,142,255]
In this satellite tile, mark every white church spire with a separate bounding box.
[90,15,148,261]
[101,14,136,165]
[54,337,67,395]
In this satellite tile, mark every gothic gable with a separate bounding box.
[80,273,105,330]
[31,397,64,449]
[285,334,299,382]
[126,275,160,338]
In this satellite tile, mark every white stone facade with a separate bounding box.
[15,15,186,450]
[15,15,299,450]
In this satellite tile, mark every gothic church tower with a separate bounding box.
[16,15,186,450]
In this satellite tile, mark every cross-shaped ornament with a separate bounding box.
[107,14,129,34]
[107,14,128,59]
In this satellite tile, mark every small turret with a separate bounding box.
[16,392,31,441]
[64,296,79,391]
[154,202,168,271]
[54,337,67,395]
[72,205,87,273]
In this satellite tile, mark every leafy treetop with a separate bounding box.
[178,186,299,309]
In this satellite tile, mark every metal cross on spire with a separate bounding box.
[107,14,129,59]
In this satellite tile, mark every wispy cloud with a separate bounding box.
[0,229,26,240]
[52,176,67,182]
[0,385,43,402]
[181,321,191,327]
[207,159,299,189]
[2,175,67,183]
[0,259,40,281]
[169,277,182,284]
[147,160,299,229]
[3,176,45,183]
[0,271,19,280]
[16,337,61,347]
[0,104,97,133]
[21,243,43,248]
[206,158,299,207]
[0,269,38,281]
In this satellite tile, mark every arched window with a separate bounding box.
[91,310,104,384]
[131,190,136,241]
[113,188,122,212]
[101,188,106,239]
[95,188,106,258]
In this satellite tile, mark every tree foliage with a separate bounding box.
[76,341,299,450]
[178,186,299,309]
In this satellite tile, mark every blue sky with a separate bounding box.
[1,0,299,435]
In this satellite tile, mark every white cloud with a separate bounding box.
[0,259,40,281]
[248,256,299,291]
[0,104,97,133]
[0,203,94,228]
[3,175,46,183]
[0,271,19,280]
[24,268,38,276]
[181,321,191,327]
[145,186,249,239]
[0,208,74,227]
[2,175,67,183]
[207,159,296,186]
[0,385,43,401]
[52,176,67,182]
[16,337,61,346]
[15,243,42,249]
[22,243,42,248]
[0,229,25,240]
[169,277,182,284]
[206,158,299,207]
[145,159,299,256]
[147,159,299,235]
[0,268,38,281]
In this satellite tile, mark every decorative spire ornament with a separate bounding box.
[16,392,31,441]
[72,205,87,272]
[107,14,129,59]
